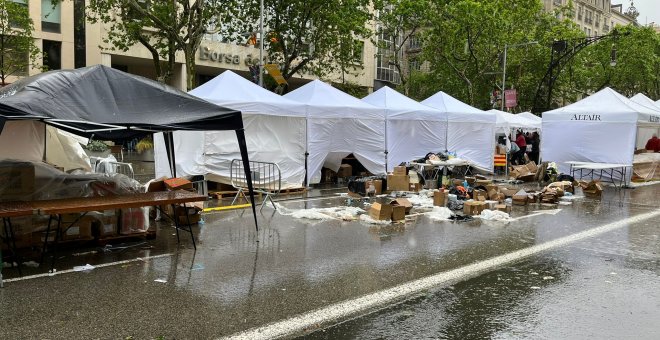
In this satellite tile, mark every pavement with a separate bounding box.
[0,183,658,339]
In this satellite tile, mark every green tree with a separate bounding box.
[585,25,660,99]
[236,0,378,91]
[0,0,40,86]
[87,0,246,90]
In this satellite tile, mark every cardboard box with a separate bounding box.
[393,166,407,175]
[390,198,413,213]
[512,189,528,206]
[484,200,499,210]
[369,202,392,221]
[373,180,383,195]
[409,183,422,192]
[391,206,406,222]
[0,162,35,201]
[499,187,519,197]
[472,189,488,202]
[463,201,486,215]
[475,179,492,187]
[337,164,353,178]
[464,177,476,186]
[387,174,409,191]
[62,216,94,240]
[433,191,449,207]
[408,170,420,184]
[164,178,193,191]
[526,161,538,174]
[146,177,168,192]
[495,204,512,213]
[583,181,603,199]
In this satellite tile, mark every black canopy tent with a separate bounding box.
[0,65,259,230]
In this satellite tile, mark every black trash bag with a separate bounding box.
[557,174,575,183]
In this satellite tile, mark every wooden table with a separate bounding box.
[1,190,207,277]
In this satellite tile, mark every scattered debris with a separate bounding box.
[73,264,95,272]
[72,251,98,256]
[530,286,541,290]
[426,206,453,221]
[359,214,391,225]
[478,209,511,221]
[543,276,554,280]
[154,278,167,283]
[22,261,40,268]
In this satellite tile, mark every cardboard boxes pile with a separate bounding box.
[509,161,539,182]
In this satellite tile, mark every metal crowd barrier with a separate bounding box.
[95,160,135,179]
[230,159,281,211]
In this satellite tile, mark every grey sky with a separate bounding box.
[619,0,660,25]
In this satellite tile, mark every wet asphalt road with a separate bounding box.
[0,184,658,339]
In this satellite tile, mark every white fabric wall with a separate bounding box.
[541,121,637,175]
[155,115,307,188]
[0,121,90,172]
[0,121,45,162]
[307,118,386,184]
[387,120,447,170]
[637,127,660,149]
[447,121,496,172]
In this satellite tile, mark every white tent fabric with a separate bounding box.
[154,71,307,188]
[0,121,90,171]
[284,80,386,183]
[630,94,660,149]
[490,109,542,134]
[518,112,542,124]
[421,92,496,172]
[542,87,660,176]
[362,86,448,171]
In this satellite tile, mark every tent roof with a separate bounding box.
[361,86,447,121]
[490,109,542,130]
[284,80,384,119]
[543,87,660,124]
[0,65,243,139]
[421,91,495,123]
[518,111,542,122]
[630,93,660,111]
[188,70,306,117]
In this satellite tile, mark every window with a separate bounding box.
[43,40,61,70]
[375,27,401,84]
[74,0,86,68]
[409,34,420,50]
[408,59,420,72]
[41,0,61,33]
[351,40,364,63]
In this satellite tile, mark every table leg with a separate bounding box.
[2,218,22,276]
[183,203,197,250]
[40,215,54,265]
[50,215,62,273]
[171,204,180,243]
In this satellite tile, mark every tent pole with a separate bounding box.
[164,132,177,178]
[236,128,259,232]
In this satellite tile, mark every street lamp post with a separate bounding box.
[258,0,264,87]
[501,41,538,111]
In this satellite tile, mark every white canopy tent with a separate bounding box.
[362,86,448,171]
[518,111,542,124]
[284,80,386,184]
[542,87,660,175]
[154,70,307,188]
[421,92,496,172]
[630,93,660,148]
[490,109,542,134]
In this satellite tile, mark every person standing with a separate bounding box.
[529,132,540,163]
[515,131,527,164]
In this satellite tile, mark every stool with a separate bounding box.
[494,155,507,173]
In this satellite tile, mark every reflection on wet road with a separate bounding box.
[0,185,658,339]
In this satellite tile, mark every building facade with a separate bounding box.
[542,0,636,37]
[10,1,377,92]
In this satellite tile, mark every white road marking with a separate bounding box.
[223,209,660,340]
[512,209,562,221]
[3,253,173,283]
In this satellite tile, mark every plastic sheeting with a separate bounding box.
[285,80,386,183]
[0,121,91,172]
[421,91,496,172]
[542,88,660,174]
[362,86,448,171]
